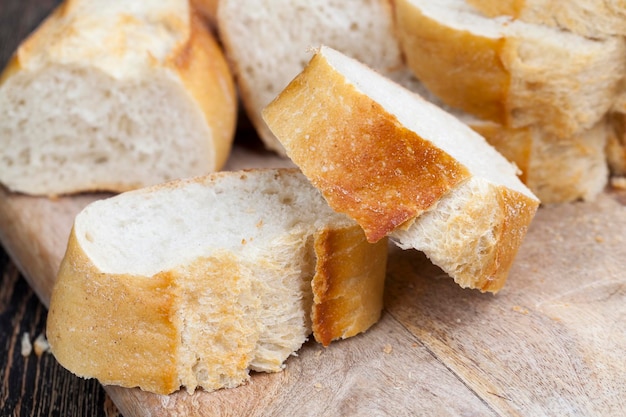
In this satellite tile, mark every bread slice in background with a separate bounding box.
[466,0,626,38]
[0,0,237,196]
[46,168,388,394]
[216,0,404,156]
[263,46,539,292]
[394,0,626,139]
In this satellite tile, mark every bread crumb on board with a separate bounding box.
[21,332,32,357]
[383,344,393,354]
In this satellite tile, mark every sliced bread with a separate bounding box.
[216,0,404,155]
[263,46,539,292]
[0,0,237,196]
[466,0,626,38]
[394,0,626,138]
[46,168,388,394]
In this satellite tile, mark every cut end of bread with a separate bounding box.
[47,169,387,394]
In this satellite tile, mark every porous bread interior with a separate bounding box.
[74,170,354,391]
[218,0,403,153]
[0,65,215,194]
[320,46,533,199]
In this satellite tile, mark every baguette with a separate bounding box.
[263,46,539,292]
[47,168,387,394]
[394,0,626,139]
[466,0,626,38]
[0,0,237,196]
[217,0,404,156]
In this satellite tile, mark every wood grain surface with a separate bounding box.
[1,1,626,416]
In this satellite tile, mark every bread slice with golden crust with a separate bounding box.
[263,46,539,292]
[394,0,626,139]
[466,0,626,38]
[47,168,387,394]
[0,0,237,196]
[217,0,404,156]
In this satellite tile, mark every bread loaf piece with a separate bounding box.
[0,0,237,196]
[47,168,388,394]
[263,46,539,292]
[394,0,626,139]
[466,0,626,38]
[217,0,404,156]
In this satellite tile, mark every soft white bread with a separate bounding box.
[217,0,403,156]
[46,168,388,394]
[466,0,626,38]
[394,0,626,139]
[397,73,609,203]
[0,0,237,196]
[263,46,539,292]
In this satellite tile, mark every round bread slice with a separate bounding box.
[466,0,626,38]
[217,0,404,156]
[46,168,388,394]
[0,0,237,196]
[263,46,539,292]
[394,0,626,139]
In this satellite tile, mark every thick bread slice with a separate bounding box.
[0,0,237,196]
[46,168,387,394]
[217,0,403,156]
[466,0,626,38]
[394,0,626,139]
[263,46,539,292]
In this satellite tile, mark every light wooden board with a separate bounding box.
[0,144,625,417]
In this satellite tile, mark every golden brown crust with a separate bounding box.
[608,112,626,176]
[394,0,511,125]
[263,52,471,243]
[465,0,525,18]
[47,228,180,394]
[170,11,237,171]
[312,225,388,346]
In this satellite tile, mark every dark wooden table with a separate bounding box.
[0,0,120,415]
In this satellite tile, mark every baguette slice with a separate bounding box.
[0,0,237,196]
[466,0,626,38]
[394,0,626,138]
[217,0,404,156]
[263,46,539,292]
[46,168,388,394]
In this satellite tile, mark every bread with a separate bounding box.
[397,73,609,203]
[46,168,388,394]
[191,0,219,28]
[607,112,626,176]
[466,0,626,38]
[0,0,237,196]
[216,0,404,156]
[263,46,539,292]
[394,0,626,139]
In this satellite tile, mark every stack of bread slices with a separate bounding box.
[2,0,621,396]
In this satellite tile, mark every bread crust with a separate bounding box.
[312,226,388,346]
[263,52,471,243]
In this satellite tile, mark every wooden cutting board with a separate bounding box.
[0,143,625,417]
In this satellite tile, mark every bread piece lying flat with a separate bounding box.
[263,46,539,292]
[394,0,626,139]
[398,73,609,203]
[47,169,387,394]
[0,0,236,196]
[217,0,403,156]
[466,0,626,38]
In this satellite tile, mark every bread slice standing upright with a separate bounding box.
[393,0,626,139]
[47,168,388,394]
[217,0,404,155]
[0,0,237,196]
[263,46,539,293]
